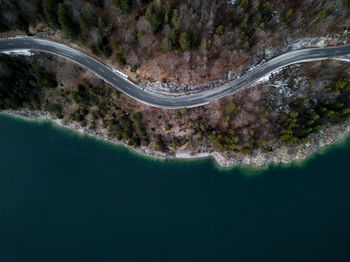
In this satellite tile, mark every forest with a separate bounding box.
[1,0,349,84]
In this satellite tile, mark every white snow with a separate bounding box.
[334,57,350,62]
[227,0,237,5]
[264,37,335,60]
[108,65,128,79]
[254,68,284,85]
[1,49,33,56]
[255,74,270,84]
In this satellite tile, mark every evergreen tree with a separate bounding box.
[78,15,90,35]
[58,4,76,39]
[112,0,132,13]
[168,29,177,46]
[179,32,190,51]
[163,1,172,24]
[161,36,171,52]
[145,2,164,32]
[171,9,180,31]
[42,0,59,27]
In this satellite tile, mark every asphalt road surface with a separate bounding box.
[1,37,350,109]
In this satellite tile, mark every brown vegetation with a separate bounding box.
[1,0,350,86]
[2,53,350,158]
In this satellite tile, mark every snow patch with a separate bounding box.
[254,68,284,85]
[264,37,335,60]
[1,49,33,56]
[2,35,30,40]
[108,65,128,79]
[334,57,350,62]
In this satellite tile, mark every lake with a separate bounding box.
[0,113,349,262]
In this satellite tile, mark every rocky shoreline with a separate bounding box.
[2,109,350,168]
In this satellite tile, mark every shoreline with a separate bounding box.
[2,109,350,169]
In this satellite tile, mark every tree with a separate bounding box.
[58,4,76,39]
[179,32,190,51]
[226,103,241,114]
[0,55,57,110]
[98,17,110,34]
[171,9,180,31]
[163,1,172,24]
[243,41,250,50]
[191,29,199,47]
[112,0,132,13]
[215,25,224,36]
[84,6,96,26]
[0,19,9,33]
[283,9,293,24]
[252,1,260,13]
[210,129,239,151]
[145,3,162,31]
[221,115,230,123]
[239,17,248,31]
[110,36,119,49]
[294,98,309,108]
[333,79,349,91]
[315,10,327,23]
[161,37,171,52]
[237,0,248,9]
[78,15,90,35]
[262,2,273,17]
[155,135,166,151]
[115,48,126,66]
[200,38,208,52]
[168,29,177,46]
[34,71,57,88]
[88,0,104,8]
[228,35,233,46]
[42,0,59,27]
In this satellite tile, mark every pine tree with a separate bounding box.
[78,16,90,35]
[42,0,59,27]
[112,0,132,13]
[57,4,76,39]
[163,1,172,24]
[179,32,190,51]
[171,9,180,31]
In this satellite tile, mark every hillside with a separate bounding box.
[1,0,350,86]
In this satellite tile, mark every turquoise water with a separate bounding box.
[0,113,350,262]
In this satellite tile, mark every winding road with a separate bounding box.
[1,37,350,109]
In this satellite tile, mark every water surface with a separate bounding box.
[0,114,349,262]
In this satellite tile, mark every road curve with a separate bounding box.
[1,37,350,109]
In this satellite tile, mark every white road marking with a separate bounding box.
[2,37,350,109]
